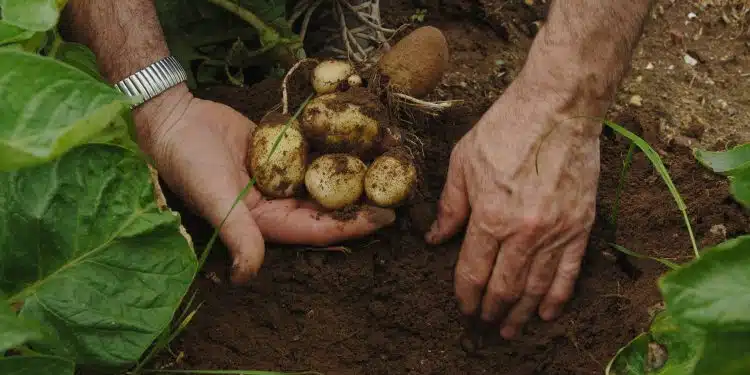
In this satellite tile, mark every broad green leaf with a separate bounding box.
[0,20,34,44]
[694,144,750,175]
[660,235,750,332]
[0,0,60,32]
[694,332,750,375]
[728,172,750,209]
[0,143,197,367]
[605,333,649,375]
[0,298,45,352]
[0,355,74,375]
[54,42,105,81]
[647,311,704,374]
[605,312,704,375]
[0,49,132,171]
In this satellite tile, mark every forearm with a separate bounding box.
[60,0,192,151]
[520,0,653,113]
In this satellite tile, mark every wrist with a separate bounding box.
[132,82,194,157]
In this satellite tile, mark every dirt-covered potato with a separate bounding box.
[364,150,418,207]
[300,87,384,156]
[311,59,355,94]
[377,26,449,98]
[247,115,308,198]
[305,154,367,210]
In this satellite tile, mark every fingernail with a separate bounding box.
[364,206,396,227]
[501,326,516,339]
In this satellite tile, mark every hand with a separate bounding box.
[134,85,396,284]
[425,76,603,339]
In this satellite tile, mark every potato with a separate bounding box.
[312,59,355,94]
[364,149,417,207]
[377,26,449,98]
[305,154,367,210]
[300,87,384,156]
[247,115,308,198]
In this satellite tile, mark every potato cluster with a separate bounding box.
[247,26,449,211]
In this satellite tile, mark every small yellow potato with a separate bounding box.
[300,87,384,156]
[247,115,308,198]
[364,150,418,207]
[305,154,367,210]
[311,59,355,94]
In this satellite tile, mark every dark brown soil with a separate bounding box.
[157,1,750,374]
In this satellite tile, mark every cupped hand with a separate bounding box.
[133,85,396,284]
[425,76,604,339]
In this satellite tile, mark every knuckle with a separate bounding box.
[519,215,548,234]
[492,288,521,304]
[456,265,486,290]
[546,291,571,306]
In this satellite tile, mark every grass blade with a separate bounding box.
[609,243,681,270]
[603,120,699,259]
[611,142,637,228]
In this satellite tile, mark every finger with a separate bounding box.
[480,234,535,322]
[539,235,588,321]
[180,171,266,285]
[426,147,470,245]
[454,217,500,316]
[499,243,564,339]
[219,204,266,285]
[251,200,396,246]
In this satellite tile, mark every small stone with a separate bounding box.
[710,224,727,238]
[684,54,699,66]
[688,12,698,20]
[629,95,643,107]
[646,62,655,70]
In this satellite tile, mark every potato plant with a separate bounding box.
[602,125,750,375]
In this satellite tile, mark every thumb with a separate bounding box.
[426,146,470,244]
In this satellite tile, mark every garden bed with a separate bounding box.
[156,1,750,374]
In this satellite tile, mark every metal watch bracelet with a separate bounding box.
[113,56,187,108]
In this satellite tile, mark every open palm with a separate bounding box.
[146,96,395,284]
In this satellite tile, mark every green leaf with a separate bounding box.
[660,235,750,332]
[605,333,650,375]
[605,312,704,375]
[609,243,681,270]
[694,144,750,175]
[0,298,45,352]
[0,49,133,171]
[0,143,197,367]
[728,174,750,209]
[0,0,60,32]
[694,332,750,375]
[54,42,105,81]
[647,311,704,374]
[0,355,74,375]
[0,20,34,45]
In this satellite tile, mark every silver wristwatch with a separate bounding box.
[113,56,188,108]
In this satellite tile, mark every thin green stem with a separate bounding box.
[206,0,279,45]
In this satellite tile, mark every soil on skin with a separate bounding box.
[158,1,750,374]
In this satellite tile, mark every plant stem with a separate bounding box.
[206,0,279,45]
